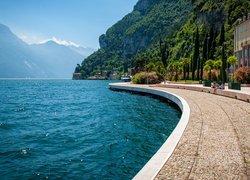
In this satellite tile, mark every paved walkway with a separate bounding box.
[111,83,250,179]
[165,82,250,95]
[155,87,250,179]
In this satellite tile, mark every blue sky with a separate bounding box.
[0,0,138,48]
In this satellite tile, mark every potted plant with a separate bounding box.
[227,56,241,90]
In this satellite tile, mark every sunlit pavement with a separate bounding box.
[110,83,250,179]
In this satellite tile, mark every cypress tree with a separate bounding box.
[160,38,167,69]
[219,24,226,82]
[160,38,170,83]
[208,26,214,59]
[201,33,208,80]
[192,27,200,80]
[210,31,217,60]
[197,56,200,80]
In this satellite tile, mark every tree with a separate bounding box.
[146,62,156,72]
[208,27,214,59]
[154,61,165,75]
[192,27,200,80]
[201,33,208,80]
[173,61,182,81]
[214,59,223,79]
[181,58,191,82]
[197,56,201,80]
[203,59,214,80]
[227,56,237,67]
[214,59,222,70]
[167,62,174,80]
[210,31,217,60]
[203,64,212,80]
[135,53,148,72]
[160,38,170,83]
[160,39,168,68]
[219,24,226,82]
[227,55,238,82]
[74,64,81,73]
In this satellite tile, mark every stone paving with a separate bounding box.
[155,88,250,179]
[111,83,250,179]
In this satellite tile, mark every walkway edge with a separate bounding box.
[109,83,190,180]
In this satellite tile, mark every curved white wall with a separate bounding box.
[109,84,190,180]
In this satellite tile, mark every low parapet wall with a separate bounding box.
[109,83,190,180]
[154,84,250,103]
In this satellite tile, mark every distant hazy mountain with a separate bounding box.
[0,24,95,78]
[30,41,86,78]
[68,45,96,57]
[0,24,46,78]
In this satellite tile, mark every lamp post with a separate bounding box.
[207,36,210,61]
[223,41,228,82]
[144,54,148,84]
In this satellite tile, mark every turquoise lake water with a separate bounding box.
[0,80,181,179]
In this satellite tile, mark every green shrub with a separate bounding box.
[132,72,146,84]
[132,72,163,84]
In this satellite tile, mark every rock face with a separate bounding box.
[134,0,160,14]
[79,0,192,77]
[99,34,107,49]
[98,0,163,56]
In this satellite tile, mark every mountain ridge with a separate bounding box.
[75,0,250,79]
[75,0,192,78]
[0,24,94,78]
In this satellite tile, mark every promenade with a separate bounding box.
[110,83,250,179]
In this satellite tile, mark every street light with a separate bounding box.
[223,41,229,82]
[144,54,148,84]
[207,36,210,61]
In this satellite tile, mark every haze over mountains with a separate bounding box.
[0,24,95,78]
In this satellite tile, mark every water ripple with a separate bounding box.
[0,80,181,179]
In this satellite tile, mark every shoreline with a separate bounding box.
[109,82,250,179]
[109,83,190,179]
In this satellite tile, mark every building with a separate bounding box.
[234,14,250,67]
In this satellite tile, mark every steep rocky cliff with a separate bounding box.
[75,0,250,79]
[76,0,192,77]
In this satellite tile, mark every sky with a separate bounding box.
[0,0,138,49]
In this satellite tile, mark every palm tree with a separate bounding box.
[203,59,214,80]
[213,59,222,80]
[213,59,222,70]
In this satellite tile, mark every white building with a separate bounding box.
[234,14,250,67]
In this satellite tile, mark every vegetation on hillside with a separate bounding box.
[74,0,250,82]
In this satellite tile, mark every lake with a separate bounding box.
[0,80,181,179]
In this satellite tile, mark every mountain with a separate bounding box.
[68,46,96,57]
[75,0,250,79]
[75,0,192,78]
[0,24,94,78]
[30,41,85,78]
[0,24,47,78]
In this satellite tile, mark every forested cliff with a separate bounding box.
[74,0,250,79]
